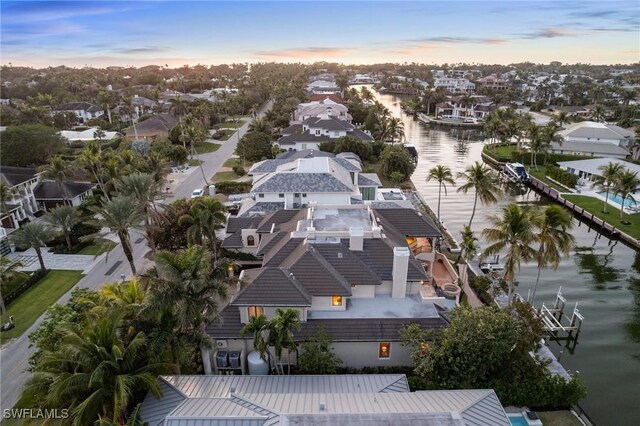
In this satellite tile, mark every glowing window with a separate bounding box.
[331,296,343,306]
[248,306,264,318]
[379,342,391,358]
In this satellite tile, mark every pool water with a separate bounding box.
[508,414,529,426]
[597,191,638,208]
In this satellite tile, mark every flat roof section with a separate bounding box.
[308,295,440,320]
[313,208,373,232]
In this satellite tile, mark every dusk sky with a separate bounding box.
[1,1,639,68]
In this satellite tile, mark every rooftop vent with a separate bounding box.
[319,402,326,412]
[337,252,343,258]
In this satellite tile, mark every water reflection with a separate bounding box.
[576,242,622,288]
[627,276,640,344]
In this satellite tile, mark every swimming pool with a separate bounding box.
[597,191,638,208]
[508,414,529,426]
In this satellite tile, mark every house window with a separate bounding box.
[258,194,264,198]
[379,342,391,358]
[331,296,343,306]
[315,130,321,135]
[279,194,285,198]
[248,306,264,318]
[302,193,307,197]
[247,235,255,246]
[420,342,430,355]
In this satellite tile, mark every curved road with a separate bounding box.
[0,101,272,412]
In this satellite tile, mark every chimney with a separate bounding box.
[372,227,382,238]
[392,247,410,298]
[349,227,364,251]
[307,226,316,239]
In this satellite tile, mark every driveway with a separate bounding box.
[0,100,273,412]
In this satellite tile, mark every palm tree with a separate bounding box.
[115,172,161,248]
[530,205,575,304]
[591,104,606,122]
[0,181,16,213]
[39,155,73,203]
[93,129,106,142]
[554,111,569,128]
[88,196,145,275]
[248,117,270,133]
[178,196,227,260]
[147,246,229,374]
[44,205,80,251]
[457,162,502,228]
[270,308,301,375]
[612,170,640,220]
[22,312,174,426]
[10,223,56,271]
[0,256,27,324]
[455,225,479,265]
[76,141,110,200]
[482,203,538,303]
[241,314,271,361]
[596,162,625,214]
[169,95,190,151]
[426,165,456,221]
[388,117,405,144]
[373,117,393,142]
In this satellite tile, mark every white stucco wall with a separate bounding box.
[350,285,375,298]
[310,296,347,311]
[332,341,413,368]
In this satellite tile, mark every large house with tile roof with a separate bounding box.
[293,98,352,123]
[551,121,635,159]
[139,374,511,426]
[55,102,104,123]
[211,203,451,372]
[276,114,373,152]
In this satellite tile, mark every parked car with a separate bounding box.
[191,188,205,198]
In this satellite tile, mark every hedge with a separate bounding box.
[215,181,252,195]
[509,151,586,166]
[546,165,579,189]
[4,269,50,306]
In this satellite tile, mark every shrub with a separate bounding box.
[318,140,336,153]
[215,181,252,195]
[379,145,416,179]
[297,328,342,374]
[389,171,406,183]
[232,165,246,176]
[546,165,579,189]
[470,275,493,305]
[333,136,372,160]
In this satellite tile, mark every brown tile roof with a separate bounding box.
[232,267,312,307]
[208,305,449,342]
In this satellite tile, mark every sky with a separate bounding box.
[1,0,639,68]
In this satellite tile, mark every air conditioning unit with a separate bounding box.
[216,351,229,368]
[216,340,228,349]
[228,351,241,369]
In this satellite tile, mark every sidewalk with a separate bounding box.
[7,248,101,272]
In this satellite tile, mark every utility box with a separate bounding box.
[215,351,228,368]
[208,184,216,196]
[228,351,241,369]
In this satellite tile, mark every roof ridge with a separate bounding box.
[459,389,493,412]
[279,267,313,303]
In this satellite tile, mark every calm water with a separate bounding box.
[367,87,640,426]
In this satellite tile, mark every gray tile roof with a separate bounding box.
[550,140,630,156]
[357,173,382,187]
[276,149,334,160]
[373,208,442,238]
[221,230,243,248]
[232,267,312,307]
[238,202,285,217]
[124,113,178,137]
[34,181,95,200]
[281,123,303,136]
[304,116,354,131]
[252,173,354,193]
[226,217,263,233]
[58,101,102,113]
[0,166,38,187]
[276,130,333,145]
[347,238,428,281]
[256,209,305,233]
[334,158,362,172]
[350,128,375,141]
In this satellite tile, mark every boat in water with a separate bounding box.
[504,162,529,183]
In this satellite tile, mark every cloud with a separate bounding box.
[520,27,576,39]
[111,46,169,55]
[408,36,506,45]
[253,47,355,59]
[1,1,128,24]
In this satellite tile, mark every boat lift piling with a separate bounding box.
[537,288,584,349]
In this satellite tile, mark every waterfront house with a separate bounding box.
[434,78,475,93]
[55,102,104,123]
[138,375,511,426]
[551,121,635,159]
[435,95,494,119]
[123,113,178,141]
[276,115,373,152]
[557,157,640,181]
[476,74,511,91]
[59,127,121,143]
[293,98,352,123]
[211,203,452,372]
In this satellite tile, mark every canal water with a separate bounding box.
[367,88,640,425]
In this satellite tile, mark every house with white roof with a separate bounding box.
[435,95,495,119]
[59,127,121,143]
[434,78,475,93]
[293,98,351,123]
[551,121,635,159]
[139,375,511,426]
[557,157,640,181]
[212,202,452,372]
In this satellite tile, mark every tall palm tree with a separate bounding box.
[612,170,640,220]
[591,104,606,122]
[530,205,575,304]
[147,246,229,374]
[115,172,161,248]
[76,141,110,200]
[596,162,625,214]
[388,117,405,144]
[178,197,227,260]
[10,223,56,271]
[44,205,80,251]
[270,308,301,375]
[22,312,174,426]
[373,117,393,142]
[0,256,27,324]
[39,155,73,203]
[482,203,538,303]
[457,162,502,228]
[426,165,456,221]
[241,314,271,361]
[248,117,270,133]
[169,95,190,151]
[89,196,145,275]
[455,225,479,265]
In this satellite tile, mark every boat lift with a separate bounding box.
[536,288,584,351]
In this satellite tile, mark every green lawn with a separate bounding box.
[0,270,84,344]
[224,158,240,168]
[188,159,202,167]
[528,166,572,193]
[212,170,239,182]
[212,129,233,141]
[194,142,221,155]
[563,194,640,239]
[77,241,117,256]
[214,120,244,129]
[537,411,584,426]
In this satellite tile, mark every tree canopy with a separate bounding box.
[235,131,273,162]
[0,125,65,166]
[378,145,416,181]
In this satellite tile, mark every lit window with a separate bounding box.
[331,296,343,306]
[379,342,391,358]
[248,306,264,318]
[351,284,356,288]
[420,342,430,355]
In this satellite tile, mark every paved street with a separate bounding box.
[0,101,272,412]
